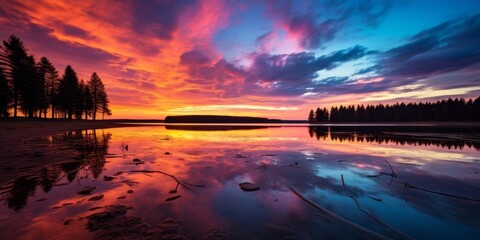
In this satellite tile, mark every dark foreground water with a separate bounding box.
[0,125,479,239]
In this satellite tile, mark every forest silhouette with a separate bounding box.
[308,97,480,122]
[0,35,111,119]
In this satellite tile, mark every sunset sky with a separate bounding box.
[1,0,480,119]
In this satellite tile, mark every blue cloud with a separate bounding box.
[245,45,375,95]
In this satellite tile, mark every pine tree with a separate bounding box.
[87,72,105,120]
[308,109,314,122]
[38,57,59,118]
[99,90,111,120]
[0,67,11,117]
[314,107,322,122]
[19,55,42,117]
[84,86,93,120]
[87,72,112,120]
[75,80,86,119]
[2,35,29,117]
[57,65,80,119]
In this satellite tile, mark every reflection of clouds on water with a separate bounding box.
[364,146,478,163]
[0,126,479,239]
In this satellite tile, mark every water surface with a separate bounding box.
[1,125,479,239]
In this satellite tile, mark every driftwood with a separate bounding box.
[380,159,397,178]
[368,195,383,202]
[287,184,391,240]
[57,165,89,182]
[391,178,480,203]
[341,175,414,240]
[378,160,480,203]
[129,170,205,192]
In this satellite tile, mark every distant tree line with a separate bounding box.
[165,115,281,123]
[0,35,111,119]
[308,97,480,122]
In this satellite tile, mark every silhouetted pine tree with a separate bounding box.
[87,72,105,120]
[75,80,87,119]
[313,107,329,122]
[315,107,322,122]
[19,55,43,117]
[38,57,59,118]
[84,85,93,120]
[474,97,480,121]
[2,35,29,117]
[58,65,80,119]
[0,67,11,117]
[308,109,314,122]
[99,90,111,120]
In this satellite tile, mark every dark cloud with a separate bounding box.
[380,13,480,79]
[61,24,95,40]
[131,0,196,40]
[180,49,247,97]
[354,65,380,75]
[245,45,375,96]
[141,81,157,90]
[180,49,211,66]
[0,24,120,78]
[117,78,138,85]
[296,13,480,98]
[315,76,350,86]
[255,31,273,46]
[265,0,395,49]
[383,36,438,64]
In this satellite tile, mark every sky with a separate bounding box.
[1,0,480,119]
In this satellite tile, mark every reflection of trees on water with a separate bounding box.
[165,125,274,131]
[1,129,111,211]
[308,126,480,150]
[52,130,111,181]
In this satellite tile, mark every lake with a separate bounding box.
[0,124,479,239]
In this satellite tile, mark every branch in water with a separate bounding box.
[129,170,202,192]
[287,183,391,240]
[341,174,414,240]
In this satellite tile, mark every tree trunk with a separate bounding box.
[13,90,17,118]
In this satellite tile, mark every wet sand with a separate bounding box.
[0,119,160,185]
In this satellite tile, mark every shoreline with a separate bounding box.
[0,118,163,142]
[2,118,480,141]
